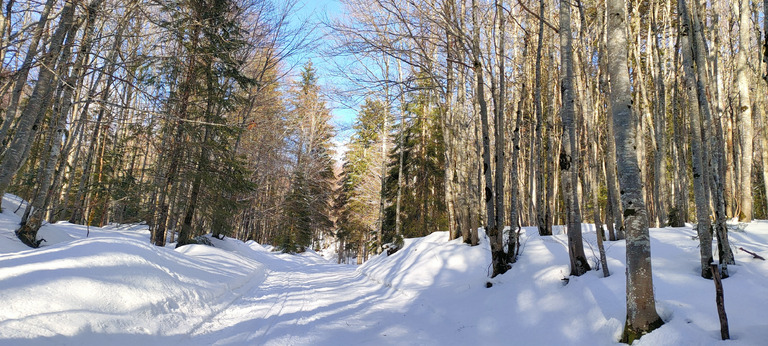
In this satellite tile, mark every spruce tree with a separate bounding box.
[281,61,335,252]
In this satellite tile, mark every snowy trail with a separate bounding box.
[187,259,434,346]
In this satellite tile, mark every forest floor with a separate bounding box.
[1,193,768,345]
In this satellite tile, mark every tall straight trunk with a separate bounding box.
[509,32,523,260]
[457,53,477,245]
[763,0,768,216]
[534,0,550,236]
[179,137,207,246]
[377,96,389,250]
[671,41,690,226]
[679,0,714,279]
[560,0,590,277]
[602,0,624,240]
[492,0,509,274]
[690,0,734,269]
[735,0,753,221]
[443,5,459,241]
[472,0,494,236]
[652,4,668,227]
[0,0,76,209]
[395,61,406,239]
[16,21,79,247]
[0,0,56,147]
[178,65,216,246]
[586,135,609,278]
[609,0,664,341]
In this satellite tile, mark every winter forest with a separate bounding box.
[0,0,767,344]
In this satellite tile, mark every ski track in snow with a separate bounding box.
[187,260,421,346]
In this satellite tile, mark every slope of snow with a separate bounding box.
[359,230,492,293]
[356,224,768,345]
[1,192,767,345]
[0,197,268,345]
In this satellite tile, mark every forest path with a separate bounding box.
[185,255,442,346]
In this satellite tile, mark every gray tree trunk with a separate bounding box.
[0,0,76,213]
[652,7,668,227]
[609,0,664,341]
[534,0,550,237]
[16,20,80,247]
[679,0,714,279]
[735,0,753,221]
[494,0,510,271]
[471,0,496,253]
[689,0,734,270]
[559,0,590,277]
[601,0,624,239]
[0,0,56,148]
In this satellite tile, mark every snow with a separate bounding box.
[1,193,767,345]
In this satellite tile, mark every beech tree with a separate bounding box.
[608,0,663,341]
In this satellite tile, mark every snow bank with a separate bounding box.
[355,225,768,345]
[359,230,492,293]
[0,200,268,345]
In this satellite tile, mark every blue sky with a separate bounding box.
[290,0,357,143]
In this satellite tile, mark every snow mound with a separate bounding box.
[0,228,267,344]
[359,230,492,293]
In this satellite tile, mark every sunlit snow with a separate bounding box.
[1,194,767,345]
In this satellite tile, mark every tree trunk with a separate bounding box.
[735,0,753,221]
[0,0,76,208]
[493,0,509,274]
[0,0,56,148]
[560,0,590,277]
[689,0,734,270]
[16,24,79,247]
[679,0,714,279]
[652,5,668,227]
[609,0,664,341]
[534,0,550,236]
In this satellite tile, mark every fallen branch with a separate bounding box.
[739,247,765,260]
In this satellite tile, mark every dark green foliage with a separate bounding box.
[335,98,387,257]
[382,88,447,241]
[667,206,685,227]
[279,61,335,252]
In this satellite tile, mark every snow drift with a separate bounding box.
[1,191,768,345]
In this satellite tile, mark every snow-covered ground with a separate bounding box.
[1,194,767,345]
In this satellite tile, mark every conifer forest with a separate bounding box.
[1,0,768,344]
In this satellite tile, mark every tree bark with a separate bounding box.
[16,19,80,247]
[0,0,76,214]
[534,0,551,236]
[559,0,590,277]
[735,0,753,221]
[689,0,734,270]
[493,0,510,272]
[608,0,664,341]
[0,0,56,148]
[679,0,714,279]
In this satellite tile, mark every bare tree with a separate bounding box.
[608,0,664,341]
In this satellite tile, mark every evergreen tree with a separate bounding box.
[280,61,336,252]
[335,98,387,261]
[382,86,446,240]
